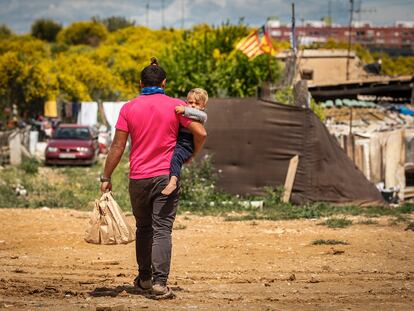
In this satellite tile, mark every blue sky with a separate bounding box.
[1,0,414,33]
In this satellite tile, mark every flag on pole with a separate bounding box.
[235,25,274,59]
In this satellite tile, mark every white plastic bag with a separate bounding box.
[85,192,135,245]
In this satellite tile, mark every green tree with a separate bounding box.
[57,21,108,46]
[92,16,135,32]
[57,54,127,100]
[161,22,282,97]
[56,54,129,124]
[0,24,12,37]
[0,52,49,117]
[374,53,414,76]
[31,19,62,42]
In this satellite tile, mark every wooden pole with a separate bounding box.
[291,2,297,86]
[282,155,299,203]
[346,0,354,81]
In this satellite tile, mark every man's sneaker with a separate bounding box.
[133,276,152,291]
[151,283,174,300]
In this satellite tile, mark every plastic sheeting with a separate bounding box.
[203,98,383,205]
[103,102,126,139]
[77,102,98,126]
[383,130,405,201]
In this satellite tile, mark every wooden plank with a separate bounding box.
[354,144,364,172]
[282,155,299,203]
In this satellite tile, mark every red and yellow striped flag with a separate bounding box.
[235,25,274,59]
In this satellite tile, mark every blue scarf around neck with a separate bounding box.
[141,87,165,95]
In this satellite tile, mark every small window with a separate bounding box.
[301,69,314,80]
[406,169,414,187]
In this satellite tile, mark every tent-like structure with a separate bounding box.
[203,98,384,205]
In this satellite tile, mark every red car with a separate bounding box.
[45,124,99,165]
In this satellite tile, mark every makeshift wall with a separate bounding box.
[340,129,407,201]
[203,98,383,205]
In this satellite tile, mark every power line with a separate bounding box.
[355,0,376,22]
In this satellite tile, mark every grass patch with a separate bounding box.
[357,219,379,225]
[388,214,410,226]
[224,202,414,222]
[1,154,414,223]
[312,239,349,245]
[319,217,353,228]
[0,184,28,208]
[19,157,40,175]
[0,157,104,209]
[405,222,414,231]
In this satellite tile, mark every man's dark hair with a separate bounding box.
[140,57,167,87]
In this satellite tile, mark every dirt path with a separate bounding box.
[0,208,413,310]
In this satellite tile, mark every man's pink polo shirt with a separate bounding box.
[115,94,192,179]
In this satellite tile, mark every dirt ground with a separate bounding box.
[0,208,413,310]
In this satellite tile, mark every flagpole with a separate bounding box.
[291,2,296,54]
[266,23,273,83]
[291,2,297,87]
[346,0,354,81]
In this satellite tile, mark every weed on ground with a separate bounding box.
[357,219,379,225]
[405,222,414,231]
[319,218,353,228]
[388,214,411,226]
[311,239,349,245]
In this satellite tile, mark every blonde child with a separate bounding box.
[161,88,208,195]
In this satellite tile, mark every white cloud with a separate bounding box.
[0,0,413,33]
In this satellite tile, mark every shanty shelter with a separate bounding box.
[203,98,383,205]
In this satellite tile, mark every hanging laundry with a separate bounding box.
[64,102,72,118]
[44,100,57,118]
[72,102,79,120]
[77,102,98,126]
[103,102,126,139]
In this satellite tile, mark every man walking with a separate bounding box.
[100,58,207,299]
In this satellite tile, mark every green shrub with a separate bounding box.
[19,157,39,175]
[0,184,28,208]
[31,18,62,42]
[57,21,108,46]
[320,217,353,228]
[263,186,284,206]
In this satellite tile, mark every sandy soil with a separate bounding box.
[0,208,413,310]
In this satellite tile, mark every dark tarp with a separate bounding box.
[203,98,384,205]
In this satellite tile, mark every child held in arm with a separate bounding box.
[161,88,208,195]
